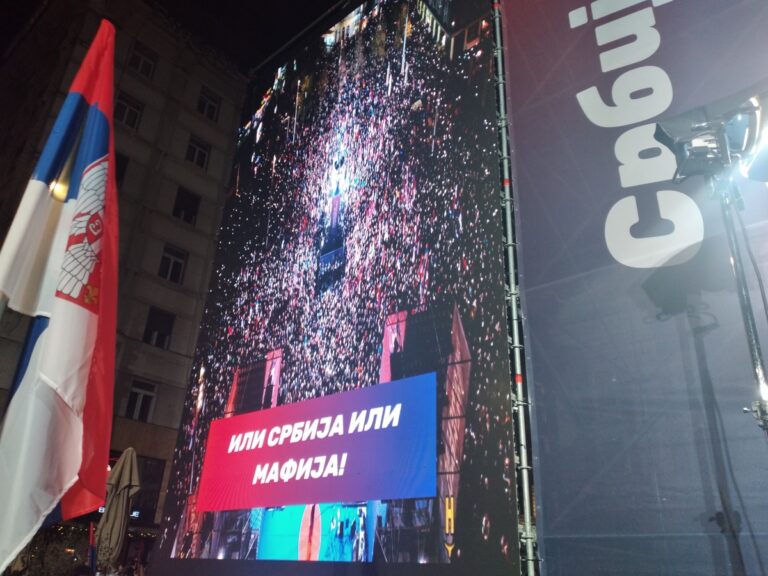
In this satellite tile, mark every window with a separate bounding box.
[172,187,200,225]
[127,40,158,79]
[197,86,221,122]
[115,92,144,130]
[464,21,481,50]
[185,135,211,170]
[142,306,175,350]
[125,380,156,422]
[107,452,165,524]
[115,153,129,187]
[134,455,165,524]
[158,244,187,284]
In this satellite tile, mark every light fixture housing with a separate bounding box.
[655,96,768,183]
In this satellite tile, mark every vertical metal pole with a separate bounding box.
[720,188,767,392]
[718,181,768,429]
[492,3,537,574]
[712,126,768,431]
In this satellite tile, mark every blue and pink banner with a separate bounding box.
[197,374,437,511]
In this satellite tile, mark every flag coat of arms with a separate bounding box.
[0,20,118,572]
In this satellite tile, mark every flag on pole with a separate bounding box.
[0,20,118,573]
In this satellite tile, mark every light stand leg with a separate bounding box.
[717,180,768,430]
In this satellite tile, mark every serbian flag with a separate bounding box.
[0,20,118,572]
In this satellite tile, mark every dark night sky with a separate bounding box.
[1,0,360,71]
[148,0,359,70]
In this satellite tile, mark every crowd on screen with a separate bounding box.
[162,0,517,565]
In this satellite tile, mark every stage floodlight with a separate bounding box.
[654,118,729,181]
[655,97,768,183]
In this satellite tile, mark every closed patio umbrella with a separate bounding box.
[95,447,140,571]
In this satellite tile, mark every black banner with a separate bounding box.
[503,1,768,574]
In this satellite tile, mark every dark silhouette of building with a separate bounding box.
[0,0,246,534]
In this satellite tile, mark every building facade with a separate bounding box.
[417,0,488,60]
[0,0,245,531]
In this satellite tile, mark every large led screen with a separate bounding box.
[154,1,517,575]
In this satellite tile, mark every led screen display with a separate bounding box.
[155,1,517,574]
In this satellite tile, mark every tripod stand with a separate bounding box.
[657,100,768,431]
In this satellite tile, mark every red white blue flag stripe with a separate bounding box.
[0,20,118,572]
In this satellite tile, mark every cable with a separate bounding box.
[252,0,355,75]
[733,204,768,334]
[732,200,768,435]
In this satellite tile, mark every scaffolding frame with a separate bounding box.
[491,3,538,574]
